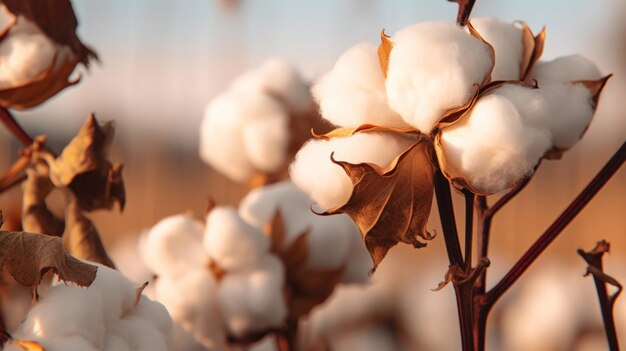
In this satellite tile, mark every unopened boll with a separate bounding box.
[290,132,415,210]
[385,22,493,133]
[312,42,407,128]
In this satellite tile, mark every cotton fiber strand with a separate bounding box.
[440,92,551,194]
[204,207,270,272]
[385,21,493,133]
[312,43,407,128]
[470,17,523,81]
[290,132,415,210]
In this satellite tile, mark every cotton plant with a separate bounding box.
[140,181,370,350]
[290,2,621,350]
[199,59,327,187]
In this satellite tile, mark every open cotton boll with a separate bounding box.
[0,19,58,88]
[470,17,523,81]
[199,91,255,182]
[217,255,287,337]
[530,55,602,84]
[140,214,207,276]
[330,324,397,351]
[386,21,493,133]
[239,181,360,271]
[494,83,595,151]
[204,207,270,272]
[231,58,313,113]
[242,112,290,173]
[86,264,140,325]
[440,93,551,194]
[290,132,415,210]
[312,43,407,128]
[108,316,170,351]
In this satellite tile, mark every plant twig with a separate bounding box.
[486,141,626,307]
[0,106,33,146]
[463,189,474,271]
[578,240,622,351]
[276,319,298,351]
[447,0,477,26]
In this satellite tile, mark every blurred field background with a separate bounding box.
[0,0,624,345]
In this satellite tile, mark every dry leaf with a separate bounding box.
[21,164,64,236]
[377,29,393,78]
[48,114,125,212]
[312,124,418,140]
[519,23,546,81]
[0,230,97,294]
[265,212,344,319]
[63,199,115,268]
[318,139,435,270]
[13,340,45,351]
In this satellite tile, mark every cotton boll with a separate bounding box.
[133,296,173,337]
[199,91,255,182]
[231,58,313,113]
[0,19,58,88]
[217,255,287,337]
[239,181,359,271]
[312,43,407,128]
[290,132,415,210]
[531,55,602,84]
[204,207,270,272]
[329,324,397,351]
[386,22,493,133]
[242,112,290,173]
[140,214,207,276]
[109,316,169,351]
[87,265,139,325]
[470,17,523,81]
[104,335,133,351]
[440,92,551,194]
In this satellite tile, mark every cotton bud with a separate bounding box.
[385,22,493,133]
[312,42,407,128]
[204,207,270,272]
[290,132,415,210]
[0,1,96,109]
[439,88,551,194]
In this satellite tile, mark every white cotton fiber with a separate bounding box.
[140,214,207,277]
[440,92,551,194]
[239,181,364,271]
[530,55,602,84]
[312,43,407,128]
[108,316,169,351]
[0,18,58,88]
[290,132,415,210]
[242,112,289,173]
[217,255,287,337]
[470,17,523,81]
[385,22,493,133]
[494,83,595,151]
[231,58,313,113]
[204,207,270,272]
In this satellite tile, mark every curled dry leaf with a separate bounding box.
[21,164,64,236]
[320,139,435,270]
[0,0,97,109]
[518,22,546,81]
[0,230,97,294]
[377,29,393,78]
[265,212,344,319]
[63,198,115,268]
[48,114,126,212]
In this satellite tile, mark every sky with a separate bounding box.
[11,0,626,150]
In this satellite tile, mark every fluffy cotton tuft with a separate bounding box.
[199,91,290,182]
[140,214,207,276]
[9,265,172,351]
[530,55,602,84]
[231,58,313,113]
[204,207,270,272]
[290,132,415,210]
[440,91,551,194]
[217,255,287,337]
[385,21,493,133]
[239,181,371,276]
[470,17,523,81]
[312,43,407,128]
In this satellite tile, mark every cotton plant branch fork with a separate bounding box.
[578,240,622,351]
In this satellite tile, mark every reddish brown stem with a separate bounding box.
[447,0,477,26]
[0,106,33,146]
[463,189,474,271]
[486,141,625,307]
[276,319,298,351]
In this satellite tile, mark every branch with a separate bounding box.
[0,106,33,146]
[486,141,626,307]
[447,0,477,26]
[578,240,622,351]
[463,189,474,271]
[434,169,463,266]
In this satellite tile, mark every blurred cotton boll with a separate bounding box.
[312,42,407,128]
[239,181,371,279]
[385,21,493,133]
[290,132,415,210]
[7,264,172,351]
[470,17,524,81]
